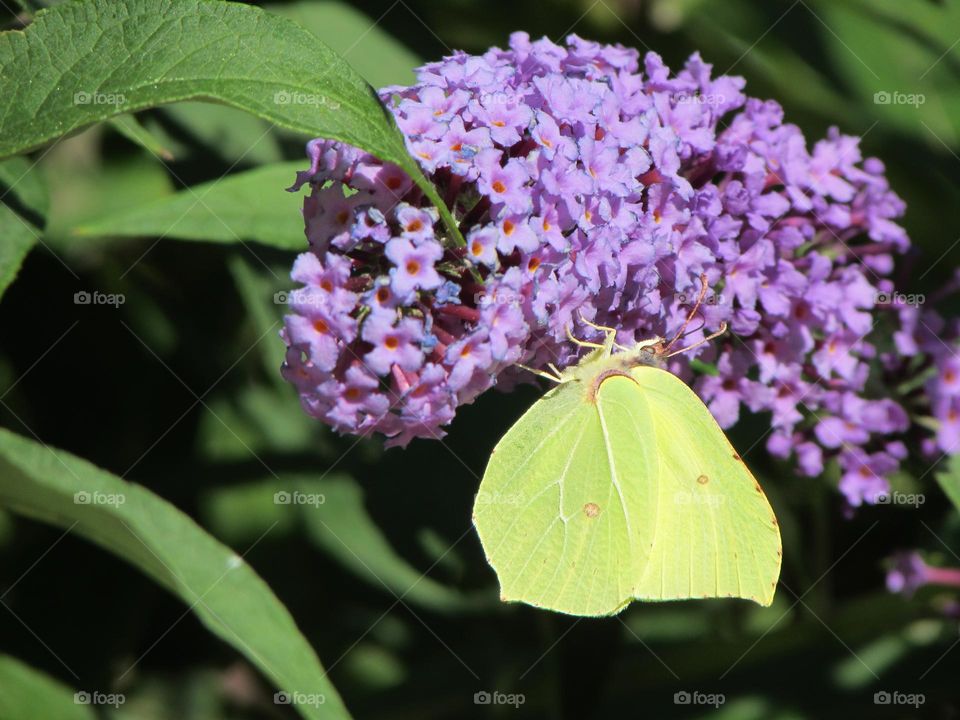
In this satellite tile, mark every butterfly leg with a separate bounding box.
[565,324,606,350]
[577,311,631,352]
[515,362,565,384]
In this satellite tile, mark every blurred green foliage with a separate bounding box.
[2,0,960,718]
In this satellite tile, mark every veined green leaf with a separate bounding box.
[0,427,352,720]
[0,0,462,244]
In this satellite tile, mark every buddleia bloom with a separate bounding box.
[280,32,911,504]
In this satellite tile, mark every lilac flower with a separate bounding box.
[361,314,426,375]
[384,238,443,301]
[280,31,913,471]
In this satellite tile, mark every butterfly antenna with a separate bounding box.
[662,273,709,355]
[664,322,728,358]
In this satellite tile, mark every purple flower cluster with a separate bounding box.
[280,32,911,497]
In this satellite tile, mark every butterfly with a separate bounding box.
[473,279,782,616]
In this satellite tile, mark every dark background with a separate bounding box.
[2,0,960,717]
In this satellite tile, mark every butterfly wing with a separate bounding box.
[473,379,646,616]
[599,367,781,606]
[474,366,781,616]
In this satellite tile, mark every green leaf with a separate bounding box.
[228,255,289,377]
[75,163,305,249]
[270,1,421,89]
[0,427,353,720]
[158,102,282,165]
[108,114,173,160]
[0,155,49,219]
[0,654,96,720]
[935,453,960,514]
[0,0,462,245]
[816,0,960,146]
[0,156,47,298]
[203,476,481,614]
[0,200,40,301]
